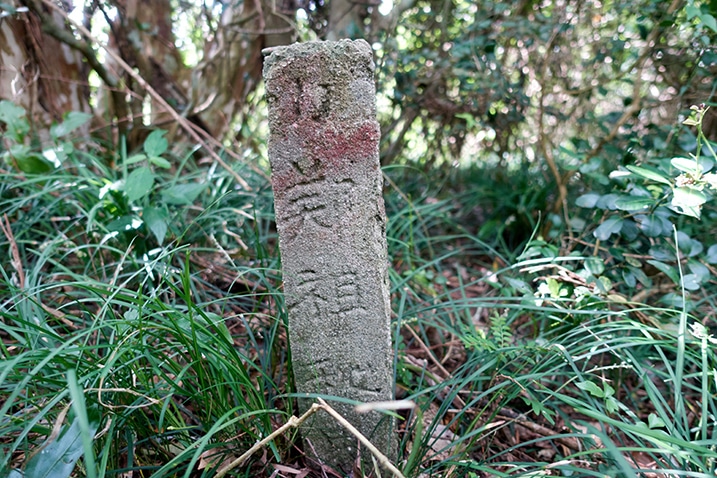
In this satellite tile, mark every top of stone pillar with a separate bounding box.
[263,40,376,130]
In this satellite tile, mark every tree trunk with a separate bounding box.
[102,0,297,140]
[0,3,90,138]
[192,0,297,137]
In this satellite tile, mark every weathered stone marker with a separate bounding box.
[263,40,394,470]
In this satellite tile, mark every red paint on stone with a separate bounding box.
[270,119,380,194]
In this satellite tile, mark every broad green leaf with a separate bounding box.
[647,259,679,284]
[602,382,615,398]
[660,292,685,309]
[626,165,672,185]
[622,269,636,288]
[593,216,623,241]
[50,111,92,139]
[546,277,567,298]
[106,215,139,233]
[148,155,172,169]
[620,219,638,241]
[671,186,707,218]
[649,245,674,261]
[685,4,700,20]
[648,413,666,429]
[569,216,586,231]
[575,193,600,208]
[24,414,99,478]
[518,241,559,260]
[700,13,717,32]
[584,257,605,276]
[161,182,206,205]
[144,129,168,157]
[125,153,147,165]
[143,207,169,244]
[672,186,707,206]
[577,380,604,398]
[637,215,662,237]
[0,101,30,139]
[2,144,54,174]
[614,196,654,212]
[504,277,532,294]
[125,166,155,202]
[688,260,710,281]
[595,193,620,210]
[605,396,619,414]
[673,203,701,221]
[629,266,651,287]
[682,273,701,291]
[0,100,29,141]
[705,244,717,264]
[0,100,25,123]
[625,256,641,268]
[47,141,74,164]
[671,157,701,174]
[700,156,715,172]
[595,276,613,294]
[12,152,54,174]
[675,231,703,257]
[637,214,672,237]
[703,172,717,190]
[6,144,29,160]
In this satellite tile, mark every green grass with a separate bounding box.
[1,145,291,476]
[2,140,717,477]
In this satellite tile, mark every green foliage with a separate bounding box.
[686,1,717,33]
[49,112,93,141]
[0,100,30,143]
[23,406,101,478]
[555,105,717,314]
[0,101,92,176]
[461,313,513,353]
[98,130,210,250]
[383,116,717,473]
[0,112,286,476]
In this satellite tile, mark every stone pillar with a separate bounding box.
[263,40,394,471]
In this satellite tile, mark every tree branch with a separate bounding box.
[23,0,131,135]
[35,0,256,190]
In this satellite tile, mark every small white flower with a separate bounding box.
[690,322,717,345]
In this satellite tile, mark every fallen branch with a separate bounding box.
[316,398,405,478]
[215,403,321,477]
[215,399,406,478]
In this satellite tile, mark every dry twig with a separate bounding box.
[216,399,406,478]
[0,214,25,288]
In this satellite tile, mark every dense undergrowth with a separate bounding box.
[2,103,717,477]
